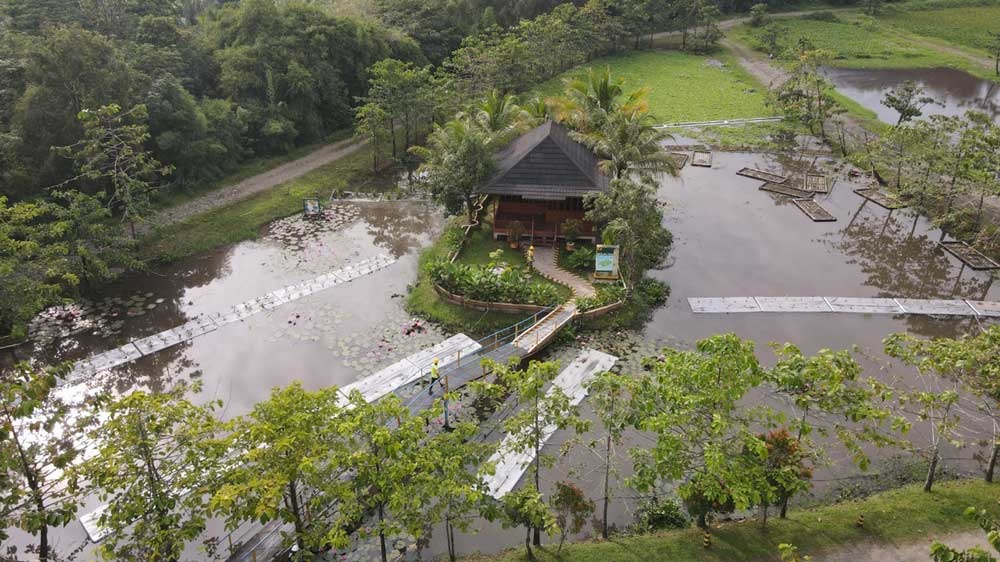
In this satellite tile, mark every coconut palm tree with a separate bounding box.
[548,66,649,133]
[473,90,535,145]
[573,108,677,183]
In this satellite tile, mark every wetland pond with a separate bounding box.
[5,150,1000,560]
[824,67,1000,124]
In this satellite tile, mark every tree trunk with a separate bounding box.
[532,395,541,547]
[697,513,707,529]
[602,434,611,539]
[287,480,306,553]
[379,502,388,562]
[525,527,534,560]
[987,440,999,483]
[446,517,457,562]
[390,117,397,160]
[760,504,768,528]
[924,445,940,492]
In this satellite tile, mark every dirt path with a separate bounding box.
[651,8,852,43]
[144,136,367,232]
[811,529,988,562]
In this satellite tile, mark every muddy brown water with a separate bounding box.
[5,153,1000,560]
[824,67,1000,124]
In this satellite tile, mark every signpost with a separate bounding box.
[303,198,322,218]
[594,244,620,281]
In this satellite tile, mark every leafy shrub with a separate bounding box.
[576,283,626,312]
[632,497,689,533]
[749,3,769,26]
[429,260,562,306]
[566,246,595,272]
[635,277,669,307]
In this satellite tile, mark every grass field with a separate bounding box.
[530,50,774,124]
[732,13,991,73]
[465,479,1000,562]
[881,5,1000,54]
[140,144,390,262]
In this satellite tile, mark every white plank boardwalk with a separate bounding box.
[336,333,480,407]
[483,348,618,499]
[68,255,396,381]
[689,297,1000,317]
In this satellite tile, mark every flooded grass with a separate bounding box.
[140,146,391,262]
[530,50,774,123]
[462,479,1000,562]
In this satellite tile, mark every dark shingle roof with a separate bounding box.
[476,121,610,200]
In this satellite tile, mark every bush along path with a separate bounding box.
[530,246,597,299]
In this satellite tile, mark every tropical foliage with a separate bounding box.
[429,260,562,306]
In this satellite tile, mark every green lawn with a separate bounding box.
[530,50,774,124]
[732,13,993,74]
[881,5,1000,55]
[140,144,390,262]
[465,479,1000,562]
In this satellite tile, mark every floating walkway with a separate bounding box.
[336,333,480,407]
[738,167,787,184]
[760,182,812,199]
[691,151,713,168]
[68,255,397,381]
[793,199,837,222]
[658,116,783,128]
[483,348,619,498]
[854,188,906,210]
[689,297,1000,317]
[939,241,1000,271]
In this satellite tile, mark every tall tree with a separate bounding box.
[987,30,1000,76]
[885,327,1000,483]
[57,104,173,238]
[587,370,630,539]
[411,116,495,221]
[481,359,590,547]
[586,178,673,288]
[211,383,352,554]
[500,484,557,561]
[75,382,228,562]
[624,334,770,528]
[0,362,81,562]
[339,394,442,562]
[773,49,840,138]
[767,344,898,517]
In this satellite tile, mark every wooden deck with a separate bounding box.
[792,199,837,222]
[737,167,787,184]
[939,241,1000,271]
[691,150,713,167]
[854,188,906,210]
[760,183,813,199]
[804,173,830,193]
[689,296,1000,317]
[483,348,619,498]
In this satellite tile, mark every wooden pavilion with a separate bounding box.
[476,120,610,246]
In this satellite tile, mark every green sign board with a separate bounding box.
[594,245,620,280]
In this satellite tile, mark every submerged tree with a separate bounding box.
[1,363,80,562]
[773,49,840,138]
[881,80,938,126]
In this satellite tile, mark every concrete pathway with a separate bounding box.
[531,246,596,298]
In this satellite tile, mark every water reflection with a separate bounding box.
[824,67,1000,124]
